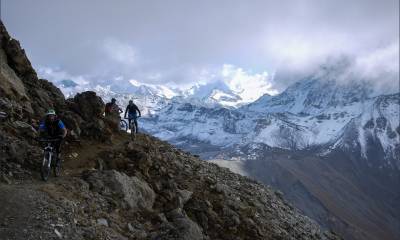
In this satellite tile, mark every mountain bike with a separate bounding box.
[120,119,128,131]
[37,138,62,181]
[123,117,140,141]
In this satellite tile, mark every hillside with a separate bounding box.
[0,21,341,240]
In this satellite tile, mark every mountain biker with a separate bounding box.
[38,109,67,162]
[124,100,141,133]
[105,98,123,117]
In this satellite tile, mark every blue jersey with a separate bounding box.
[39,120,65,130]
[39,119,66,137]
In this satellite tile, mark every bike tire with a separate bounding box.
[54,157,62,177]
[130,123,136,141]
[120,120,128,131]
[41,151,51,181]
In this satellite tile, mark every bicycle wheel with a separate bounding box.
[130,122,136,141]
[120,120,128,131]
[54,156,62,177]
[41,151,51,181]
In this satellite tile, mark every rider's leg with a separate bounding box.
[134,119,138,133]
[128,118,132,129]
[54,140,62,163]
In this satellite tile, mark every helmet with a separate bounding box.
[46,109,56,116]
[129,100,133,104]
[111,98,116,103]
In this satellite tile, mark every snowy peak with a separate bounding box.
[333,93,400,168]
[128,79,180,99]
[178,81,243,108]
[246,77,372,114]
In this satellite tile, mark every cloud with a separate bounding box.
[220,64,278,100]
[38,67,90,86]
[185,64,277,102]
[102,38,136,66]
[3,0,399,94]
[353,42,399,80]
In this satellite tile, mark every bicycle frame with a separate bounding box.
[125,116,139,128]
[43,143,54,168]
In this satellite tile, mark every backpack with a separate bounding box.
[105,102,113,113]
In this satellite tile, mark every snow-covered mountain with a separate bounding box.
[177,81,244,108]
[140,78,399,168]
[56,70,399,168]
[58,78,257,110]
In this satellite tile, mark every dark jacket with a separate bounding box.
[39,118,66,137]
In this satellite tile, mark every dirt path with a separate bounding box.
[0,132,131,240]
[63,132,129,175]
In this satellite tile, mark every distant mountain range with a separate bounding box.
[54,62,400,240]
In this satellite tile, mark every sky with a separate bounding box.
[2,0,399,97]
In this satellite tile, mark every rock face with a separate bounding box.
[0,21,115,142]
[0,21,65,119]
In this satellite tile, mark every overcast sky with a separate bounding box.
[2,0,399,95]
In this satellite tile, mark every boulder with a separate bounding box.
[59,110,84,137]
[173,217,204,240]
[72,91,105,121]
[104,115,120,132]
[81,119,112,142]
[11,120,37,138]
[165,208,205,240]
[84,170,156,211]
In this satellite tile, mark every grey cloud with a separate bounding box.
[2,0,399,92]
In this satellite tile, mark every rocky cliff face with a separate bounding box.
[0,21,65,120]
[0,21,340,240]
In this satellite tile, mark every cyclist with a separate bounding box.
[124,100,141,133]
[105,98,123,117]
[38,109,67,162]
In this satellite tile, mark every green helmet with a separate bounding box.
[46,109,56,116]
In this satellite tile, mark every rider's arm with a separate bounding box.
[134,104,141,117]
[58,120,67,138]
[39,121,46,131]
[38,121,47,137]
[124,106,128,118]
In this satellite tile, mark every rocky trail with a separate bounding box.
[0,132,130,240]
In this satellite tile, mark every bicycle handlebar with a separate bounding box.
[36,137,63,143]
[124,116,141,119]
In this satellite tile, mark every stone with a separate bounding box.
[214,183,230,195]
[72,91,105,121]
[97,218,109,227]
[177,189,193,207]
[127,223,134,232]
[0,173,11,184]
[54,229,62,239]
[172,216,204,240]
[11,120,37,138]
[109,171,155,211]
[84,170,156,211]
